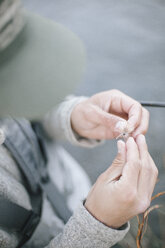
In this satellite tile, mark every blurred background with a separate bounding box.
[0,0,164,246]
[23,0,165,185]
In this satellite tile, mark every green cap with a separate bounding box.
[0,11,86,119]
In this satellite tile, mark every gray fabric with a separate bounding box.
[0,139,91,248]
[0,0,24,50]
[0,97,129,247]
[0,230,19,248]
[0,140,128,248]
[47,203,129,248]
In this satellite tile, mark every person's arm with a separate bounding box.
[45,202,129,248]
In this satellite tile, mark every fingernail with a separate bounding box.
[117,140,125,153]
[126,122,134,133]
[126,136,134,144]
[115,120,127,132]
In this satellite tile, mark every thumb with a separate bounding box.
[105,140,126,180]
[112,140,126,167]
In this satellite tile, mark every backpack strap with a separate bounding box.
[15,119,72,222]
[0,118,72,247]
[31,121,72,222]
[0,197,41,248]
[0,118,43,247]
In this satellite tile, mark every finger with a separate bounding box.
[93,105,127,138]
[98,109,125,130]
[111,93,142,133]
[132,108,150,138]
[117,139,126,162]
[126,137,140,162]
[136,134,148,159]
[126,102,142,133]
[121,137,140,188]
[136,135,158,198]
[112,140,126,168]
[147,154,158,198]
[90,104,124,126]
[92,93,142,137]
[105,140,126,181]
[114,120,127,135]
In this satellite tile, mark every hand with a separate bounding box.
[85,135,158,228]
[71,90,149,140]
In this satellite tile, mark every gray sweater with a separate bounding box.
[0,96,129,248]
[0,0,24,51]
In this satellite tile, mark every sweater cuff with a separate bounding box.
[73,202,130,246]
[51,201,130,248]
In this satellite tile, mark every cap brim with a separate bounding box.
[0,11,86,119]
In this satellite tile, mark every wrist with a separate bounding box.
[84,199,128,229]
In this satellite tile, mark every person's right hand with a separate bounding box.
[85,135,158,228]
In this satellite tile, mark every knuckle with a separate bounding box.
[144,107,150,118]
[153,166,159,178]
[149,156,158,177]
[110,89,121,95]
[143,162,152,173]
[137,159,142,168]
[141,109,150,134]
[137,102,141,109]
[140,124,148,134]
[121,188,137,204]
[146,109,150,119]
[133,101,141,111]
[137,199,150,214]
[127,189,137,203]
[113,156,125,166]
[97,172,107,183]
[141,128,147,135]
[128,159,141,169]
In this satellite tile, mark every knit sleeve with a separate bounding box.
[0,0,24,51]
[45,202,130,248]
[42,95,104,148]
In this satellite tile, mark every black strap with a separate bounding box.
[1,118,41,194]
[31,121,72,222]
[0,198,40,248]
[0,118,72,247]
[40,180,72,222]
[0,198,34,231]
[15,119,72,223]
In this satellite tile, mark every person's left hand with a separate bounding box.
[71,90,149,140]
